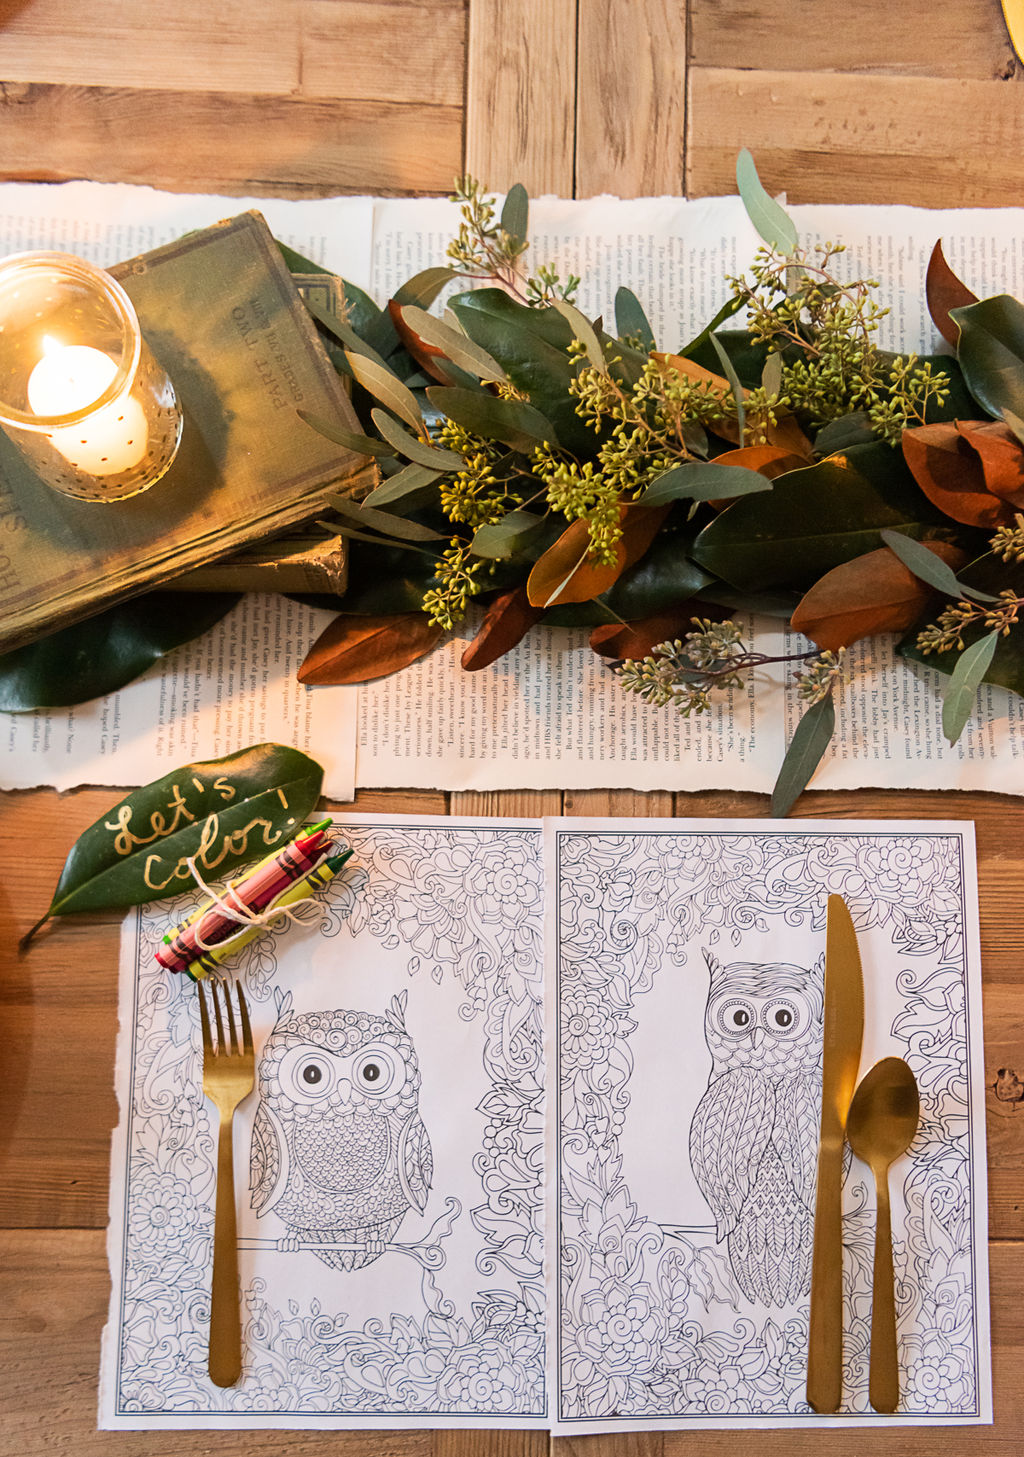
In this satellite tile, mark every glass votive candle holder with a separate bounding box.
[0,251,183,501]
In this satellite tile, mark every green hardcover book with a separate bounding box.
[0,210,366,653]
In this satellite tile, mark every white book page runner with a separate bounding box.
[100,815,990,1430]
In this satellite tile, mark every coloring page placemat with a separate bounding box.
[549,819,991,1431]
[100,815,547,1430]
[101,814,991,1430]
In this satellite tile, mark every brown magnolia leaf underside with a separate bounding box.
[461,585,544,670]
[298,611,443,684]
[388,300,460,386]
[902,422,1015,529]
[526,503,670,609]
[956,419,1024,507]
[590,608,700,660]
[791,541,967,653]
[925,240,978,349]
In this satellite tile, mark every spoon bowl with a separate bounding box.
[846,1056,920,1413]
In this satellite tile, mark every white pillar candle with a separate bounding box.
[27,339,148,476]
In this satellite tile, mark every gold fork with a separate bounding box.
[197,978,255,1387]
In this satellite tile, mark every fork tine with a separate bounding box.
[236,982,254,1056]
[211,976,226,1053]
[221,978,240,1055]
[197,979,213,1054]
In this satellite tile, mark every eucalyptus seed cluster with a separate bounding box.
[916,592,1024,655]
[433,418,524,529]
[991,512,1024,563]
[421,539,490,630]
[728,243,949,442]
[447,177,579,304]
[793,648,846,705]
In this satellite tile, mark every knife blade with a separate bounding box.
[1002,0,1024,65]
[806,893,864,1413]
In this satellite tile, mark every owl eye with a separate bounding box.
[715,998,757,1037]
[761,999,802,1037]
[352,1045,400,1095]
[279,1047,335,1100]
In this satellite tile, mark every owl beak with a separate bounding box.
[750,1026,766,1048]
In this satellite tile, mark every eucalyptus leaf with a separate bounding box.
[369,407,464,469]
[364,461,443,513]
[303,297,393,372]
[942,631,1000,743]
[471,511,548,560]
[298,408,395,458]
[345,350,425,433]
[761,351,783,397]
[679,295,746,361]
[639,462,774,506]
[399,304,508,383]
[393,266,457,310]
[710,334,746,444]
[614,287,656,351]
[951,294,1024,420]
[1003,406,1024,448]
[327,495,447,543]
[22,743,325,946]
[553,297,607,372]
[0,592,239,712]
[879,529,998,602]
[814,411,876,456]
[770,691,835,817]
[736,148,799,255]
[427,385,559,451]
[500,183,529,248]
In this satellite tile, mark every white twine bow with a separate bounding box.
[185,855,325,952]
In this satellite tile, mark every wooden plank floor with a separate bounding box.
[1,2,1024,1453]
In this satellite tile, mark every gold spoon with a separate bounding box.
[845,1056,920,1413]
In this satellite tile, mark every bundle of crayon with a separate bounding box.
[156,819,351,980]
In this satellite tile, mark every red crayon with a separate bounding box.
[156,821,331,973]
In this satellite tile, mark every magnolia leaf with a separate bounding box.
[770,692,835,817]
[345,350,424,433]
[0,592,240,712]
[711,334,746,445]
[21,744,324,946]
[942,631,1000,744]
[461,585,542,670]
[736,148,799,255]
[427,385,558,451]
[639,461,775,507]
[526,505,668,608]
[328,494,446,543]
[553,297,607,372]
[590,609,698,660]
[298,612,443,685]
[790,542,967,652]
[299,408,395,458]
[711,443,811,480]
[369,407,464,469]
[951,294,1024,421]
[615,287,656,351]
[902,421,1013,528]
[500,183,529,248]
[364,461,443,512]
[692,454,946,592]
[471,511,548,560]
[956,419,1024,506]
[879,529,997,602]
[925,240,978,349]
[398,304,508,383]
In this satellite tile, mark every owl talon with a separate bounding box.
[279,1233,302,1253]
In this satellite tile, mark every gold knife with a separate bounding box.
[806,893,864,1413]
[1002,0,1024,65]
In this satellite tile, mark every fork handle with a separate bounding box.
[209,1115,242,1387]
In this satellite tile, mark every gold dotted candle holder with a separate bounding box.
[0,251,182,501]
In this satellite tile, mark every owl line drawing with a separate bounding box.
[688,950,823,1307]
[249,989,433,1271]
